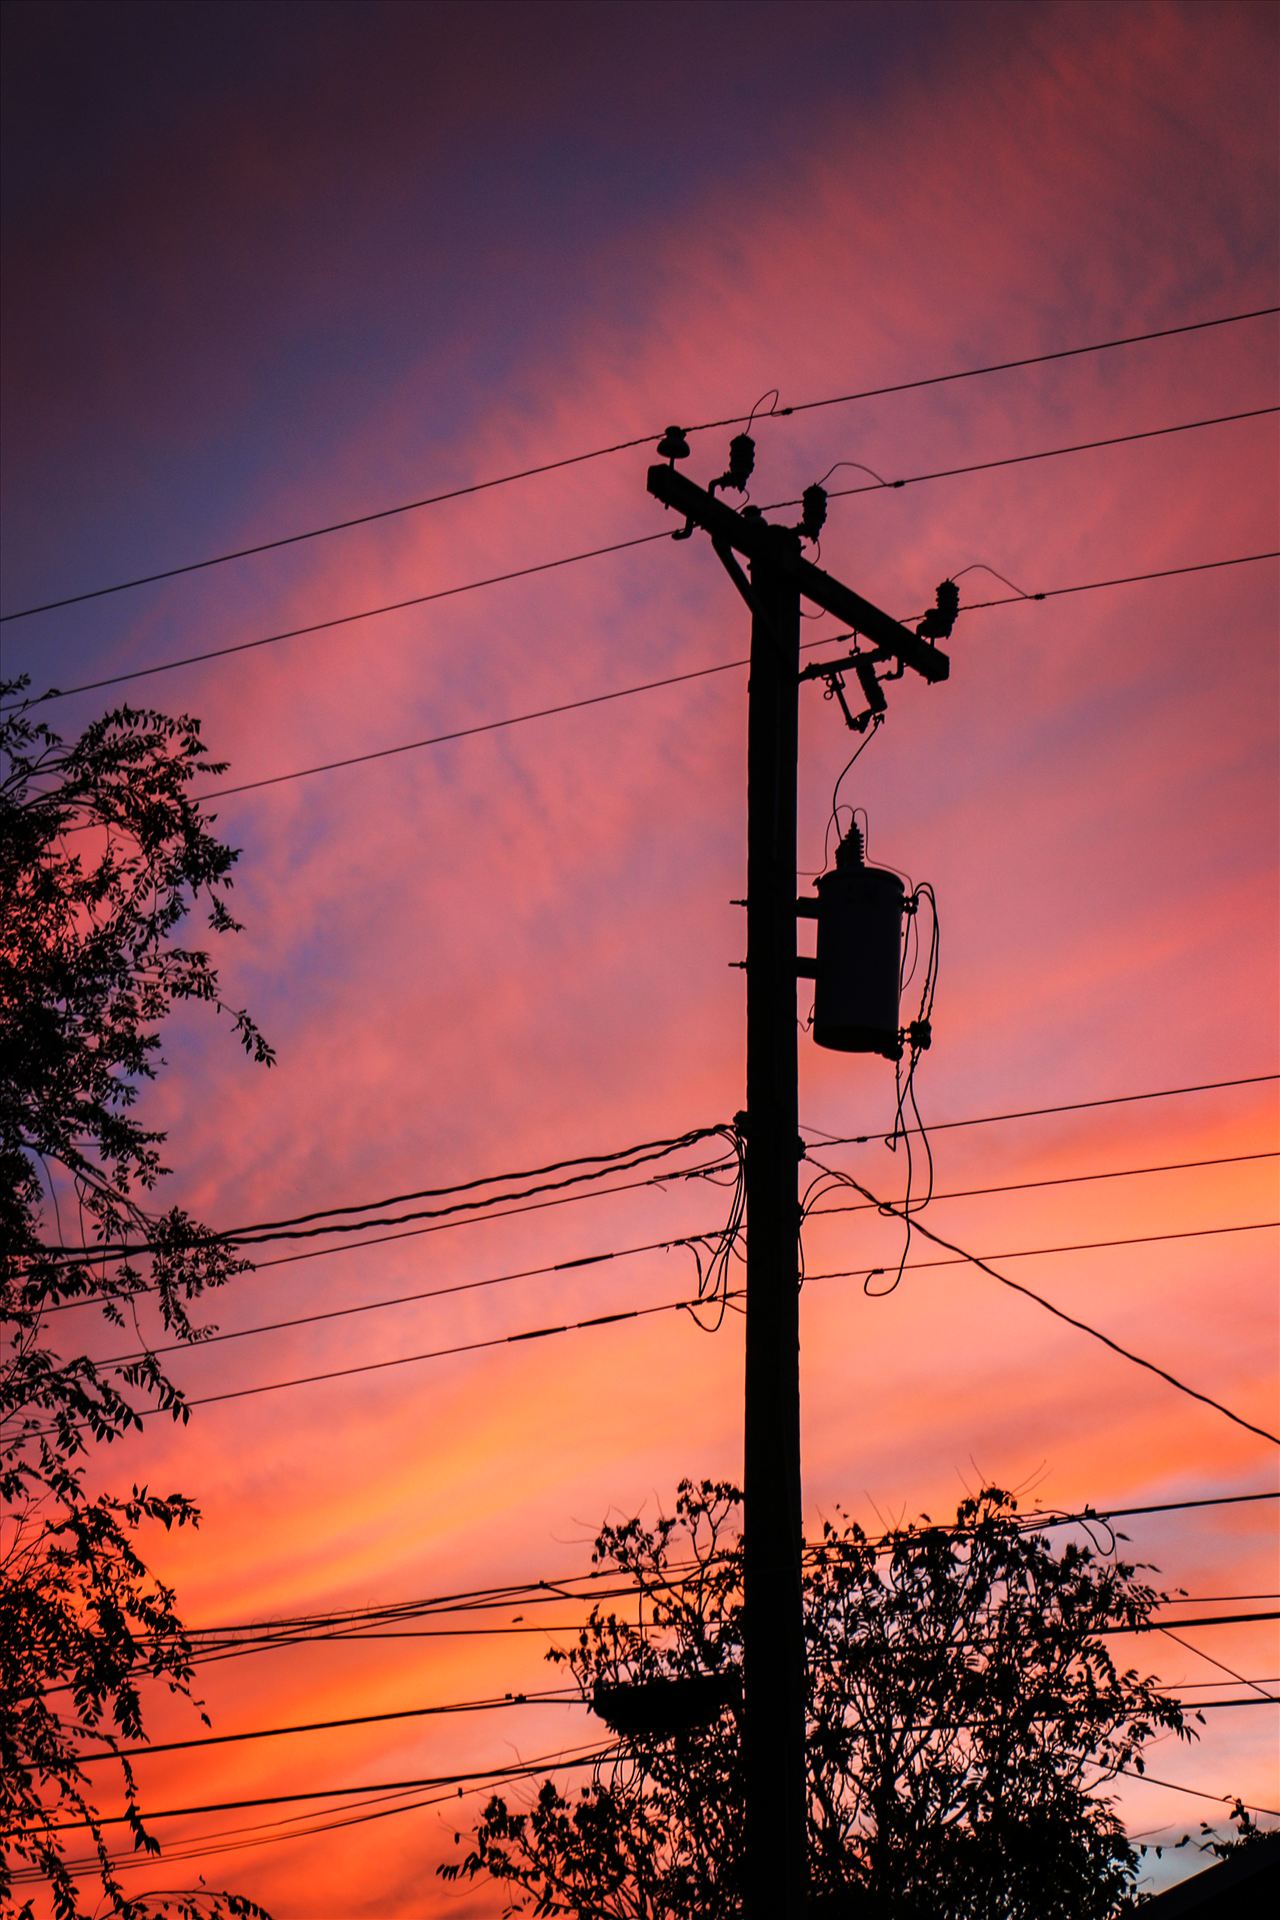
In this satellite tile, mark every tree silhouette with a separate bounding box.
[1,682,272,1917]
[443,1480,1192,1918]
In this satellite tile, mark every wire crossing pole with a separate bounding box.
[647,444,949,1920]
[743,522,807,1920]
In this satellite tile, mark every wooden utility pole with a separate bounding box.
[742,521,807,1918]
[647,449,949,1920]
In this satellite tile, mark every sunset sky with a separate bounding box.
[3,0,1278,1912]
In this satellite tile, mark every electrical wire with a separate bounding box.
[74,1686,584,1764]
[799,1070,1279,1146]
[29,1123,731,1264]
[177,1587,1280,1640]
[78,1149,1275,1370]
[171,1604,1280,1665]
[34,1289,740,1429]
[804,1149,1278,1221]
[23,1217,1275,1448]
[11,422,1276,714]
[1107,1612,1280,1634]
[161,549,1278,803]
[90,1227,739,1365]
[166,1540,1279,1655]
[1114,1768,1280,1818]
[32,1148,739,1317]
[773,406,1278,510]
[22,1740,622,1836]
[1165,1675,1280,1688]
[62,1685,1277,1774]
[806,1222,1280,1271]
[38,1111,1274,1328]
[813,1169,1280,1446]
[1157,1628,1278,1704]
[5,303,1271,624]
[14,1771,530,1880]
[5,529,670,706]
[959,551,1280,612]
[111,1491,1277,1677]
[43,1743,1279,1889]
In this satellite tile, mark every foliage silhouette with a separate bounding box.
[1,681,272,1918]
[443,1480,1193,1918]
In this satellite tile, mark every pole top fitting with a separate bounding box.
[834,820,866,870]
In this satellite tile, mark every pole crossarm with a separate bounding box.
[647,462,950,683]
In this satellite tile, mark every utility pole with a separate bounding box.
[647,436,951,1920]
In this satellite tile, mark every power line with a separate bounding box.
[18,1770,550,1881]
[171,1555,1280,1649]
[1168,1595,1280,1606]
[781,406,1278,506]
[5,304,1272,625]
[38,1214,1269,1427]
[807,1148,1278,1219]
[10,528,669,705]
[67,1686,1277,1772]
[93,1228,719,1364]
[1115,1767,1280,1818]
[819,1170,1280,1447]
[39,1744,1280,1886]
[1109,1611,1280,1634]
[31,1122,731,1263]
[808,1219,1279,1278]
[180,548,1278,802]
[1038,1490,1278,1527]
[179,1605,1280,1662]
[1172,1675,1280,1687]
[77,1686,582,1764]
[959,549,1280,612]
[161,1491,1278,1666]
[181,1574,647,1639]
[35,1149,737,1316]
[28,1741,620,1836]
[88,1198,1280,1373]
[800,1071,1280,1147]
[15,410,1275,714]
[178,1583,1280,1650]
[101,1288,728,1418]
[1157,1627,1278,1704]
[178,1588,1280,1641]
[72,1077,1274,1306]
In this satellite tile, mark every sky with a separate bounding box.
[2,0,1278,1911]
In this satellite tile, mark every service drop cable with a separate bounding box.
[29,1123,732,1263]
[822,1168,1280,1446]
[32,1147,739,1315]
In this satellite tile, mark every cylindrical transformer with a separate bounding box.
[813,826,905,1058]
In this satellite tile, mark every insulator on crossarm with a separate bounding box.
[915,579,960,642]
[726,433,755,488]
[656,425,691,463]
[709,432,756,496]
[798,483,828,542]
